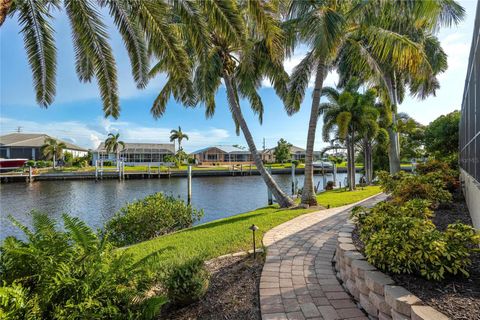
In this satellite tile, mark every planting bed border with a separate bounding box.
[333,220,449,320]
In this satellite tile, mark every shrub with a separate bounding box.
[165,257,209,306]
[325,181,335,190]
[35,160,46,168]
[377,170,452,207]
[72,157,88,167]
[0,212,166,319]
[354,201,480,280]
[105,193,204,246]
[416,160,458,192]
[102,160,114,166]
[291,160,300,167]
[25,160,35,167]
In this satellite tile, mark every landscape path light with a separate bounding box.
[249,224,259,259]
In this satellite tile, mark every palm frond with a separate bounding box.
[16,0,56,107]
[98,0,149,88]
[285,50,316,114]
[65,0,119,118]
[199,0,245,45]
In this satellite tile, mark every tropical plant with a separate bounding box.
[165,257,209,307]
[41,137,66,169]
[2,0,161,118]
[284,0,443,205]
[0,212,165,319]
[169,126,189,151]
[353,200,480,281]
[424,110,460,159]
[318,79,379,190]
[105,193,203,246]
[104,132,125,162]
[148,0,294,207]
[336,1,464,174]
[274,138,292,163]
[397,113,426,160]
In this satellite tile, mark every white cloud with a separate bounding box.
[0,117,230,152]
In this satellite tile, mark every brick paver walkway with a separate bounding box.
[260,193,387,320]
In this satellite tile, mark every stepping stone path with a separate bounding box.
[260,193,387,320]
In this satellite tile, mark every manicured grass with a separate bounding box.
[126,186,382,267]
[336,161,363,168]
[316,185,382,208]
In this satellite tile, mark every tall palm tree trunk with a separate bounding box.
[0,0,12,27]
[348,136,356,191]
[364,138,373,184]
[301,60,327,206]
[346,138,352,190]
[385,75,401,174]
[223,75,295,208]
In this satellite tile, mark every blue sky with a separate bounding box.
[0,1,477,152]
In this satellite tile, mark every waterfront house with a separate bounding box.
[261,145,314,163]
[192,145,253,165]
[0,133,88,160]
[93,142,175,166]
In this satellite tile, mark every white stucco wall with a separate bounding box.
[461,168,480,230]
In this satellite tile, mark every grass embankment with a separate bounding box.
[126,186,382,267]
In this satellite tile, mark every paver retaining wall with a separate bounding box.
[333,221,449,320]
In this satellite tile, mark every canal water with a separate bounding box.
[0,173,359,241]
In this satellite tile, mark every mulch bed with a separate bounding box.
[160,254,264,320]
[352,189,480,320]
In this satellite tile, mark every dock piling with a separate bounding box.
[187,165,192,205]
[291,164,296,195]
[267,166,273,205]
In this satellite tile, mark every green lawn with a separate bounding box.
[126,186,382,268]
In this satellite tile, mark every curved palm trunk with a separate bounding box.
[224,75,294,208]
[301,60,327,206]
[0,0,12,27]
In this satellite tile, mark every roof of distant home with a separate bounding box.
[192,145,251,154]
[95,142,175,153]
[0,133,88,151]
[263,145,306,154]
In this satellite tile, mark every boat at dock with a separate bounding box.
[0,158,27,172]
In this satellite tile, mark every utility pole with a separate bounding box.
[16,126,22,133]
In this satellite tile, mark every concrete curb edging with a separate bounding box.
[333,222,450,320]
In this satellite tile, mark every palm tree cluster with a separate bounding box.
[4,0,464,208]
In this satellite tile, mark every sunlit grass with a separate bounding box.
[125,186,382,267]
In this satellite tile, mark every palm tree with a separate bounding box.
[318,79,378,190]
[169,127,189,151]
[285,0,461,204]
[335,1,464,174]
[148,1,295,207]
[41,137,66,169]
[1,1,193,118]
[284,0,436,205]
[104,133,125,163]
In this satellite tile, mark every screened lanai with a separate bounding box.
[93,142,175,165]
